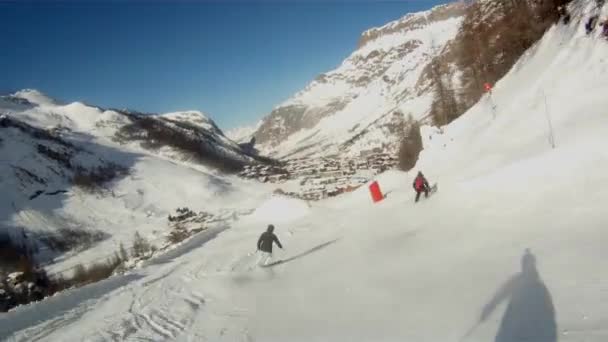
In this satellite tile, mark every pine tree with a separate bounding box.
[132,231,152,258]
[119,242,128,262]
[397,117,423,171]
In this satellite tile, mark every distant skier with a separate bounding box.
[586,15,599,34]
[413,171,430,203]
[257,224,283,266]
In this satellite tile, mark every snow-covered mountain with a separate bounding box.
[241,2,466,159]
[2,1,607,339]
[1,90,275,169]
[0,90,277,273]
[226,122,261,144]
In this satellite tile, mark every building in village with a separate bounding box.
[238,152,397,200]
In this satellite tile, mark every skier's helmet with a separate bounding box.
[267,224,275,232]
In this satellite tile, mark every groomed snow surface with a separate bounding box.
[2,3,608,341]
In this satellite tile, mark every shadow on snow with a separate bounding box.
[263,238,340,268]
[475,249,557,342]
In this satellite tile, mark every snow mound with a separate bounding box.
[248,195,310,224]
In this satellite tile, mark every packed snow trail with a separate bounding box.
[2,2,608,341]
[3,168,608,341]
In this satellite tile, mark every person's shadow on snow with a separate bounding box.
[480,249,557,342]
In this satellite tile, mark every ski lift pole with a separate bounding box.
[488,93,497,119]
[484,82,496,119]
[541,89,556,149]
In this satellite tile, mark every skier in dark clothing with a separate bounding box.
[413,171,430,203]
[586,15,599,34]
[257,224,283,266]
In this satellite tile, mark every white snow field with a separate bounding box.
[3,3,608,342]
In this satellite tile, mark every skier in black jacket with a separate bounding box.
[257,224,283,266]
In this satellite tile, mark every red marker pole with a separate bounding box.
[369,181,384,203]
[484,82,493,93]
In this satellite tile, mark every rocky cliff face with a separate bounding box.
[242,2,467,159]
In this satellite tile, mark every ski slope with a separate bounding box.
[2,2,608,341]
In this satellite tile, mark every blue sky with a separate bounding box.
[0,0,448,130]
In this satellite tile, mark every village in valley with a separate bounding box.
[239,149,398,201]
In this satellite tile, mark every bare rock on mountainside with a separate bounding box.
[358,2,466,48]
[422,0,574,126]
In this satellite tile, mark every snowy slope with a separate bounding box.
[0,91,276,273]
[2,1,607,341]
[161,111,218,132]
[11,89,58,107]
[248,3,466,159]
